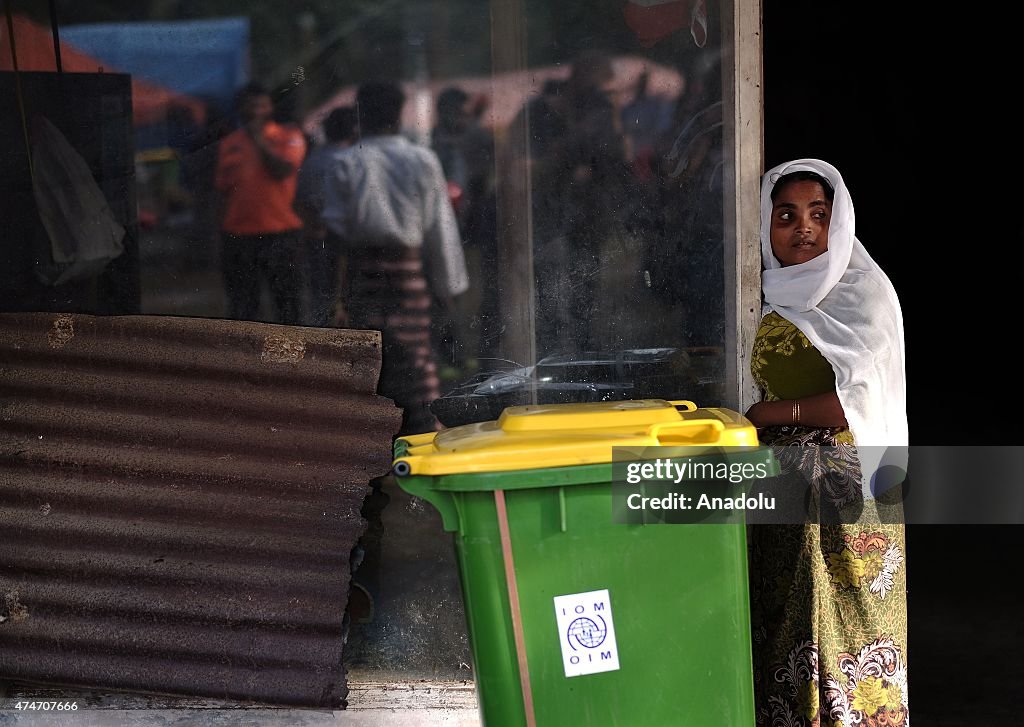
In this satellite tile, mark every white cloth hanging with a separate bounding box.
[31,114,125,286]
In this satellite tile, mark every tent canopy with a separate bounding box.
[1,13,207,127]
[60,17,249,116]
[303,56,685,143]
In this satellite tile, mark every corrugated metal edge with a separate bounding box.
[0,313,403,707]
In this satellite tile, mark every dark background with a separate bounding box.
[765,3,1024,722]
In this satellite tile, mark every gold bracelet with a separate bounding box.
[795,399,801,424]
[792,400,797,423]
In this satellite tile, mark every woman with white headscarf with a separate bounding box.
[744,159,910,725]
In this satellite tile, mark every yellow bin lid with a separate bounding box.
[392,399,759,477]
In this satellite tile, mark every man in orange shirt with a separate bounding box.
[215,82,307,324]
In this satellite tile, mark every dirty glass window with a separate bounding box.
[2,0,731,421]
[1,0,734,690]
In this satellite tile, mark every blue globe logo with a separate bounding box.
[567,616,607,649]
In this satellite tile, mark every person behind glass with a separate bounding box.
[507,50,629,356]
[321,81,468,436]
[214,81,307,324]
[430,87,499,374]
[294,105,359,327]
[431,86,472,215]
[459,93,501,363]
[620,69,673,182]
[744,159,909,725]
[429,87,475,377]
[641,51,725,348]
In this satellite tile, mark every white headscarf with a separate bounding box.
[760,158,908,450]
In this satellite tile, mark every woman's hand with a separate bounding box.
[744,400,774,428]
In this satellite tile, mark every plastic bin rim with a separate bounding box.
[392,446,780,492]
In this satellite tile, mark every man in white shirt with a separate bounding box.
[322,80,468,435]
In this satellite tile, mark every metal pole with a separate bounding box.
[47,0,63,72]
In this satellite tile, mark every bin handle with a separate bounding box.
[668,399,698,411]
[647,418,725,444]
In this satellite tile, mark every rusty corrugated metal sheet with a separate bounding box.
[0,312,402,707]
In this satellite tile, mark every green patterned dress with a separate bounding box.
[748,311,909,727]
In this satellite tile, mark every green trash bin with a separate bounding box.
[392,399,778,726]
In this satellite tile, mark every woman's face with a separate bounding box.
[769,179,831,267]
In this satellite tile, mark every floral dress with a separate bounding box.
[747,311,909,727]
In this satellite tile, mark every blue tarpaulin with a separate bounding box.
[61,17,249,113]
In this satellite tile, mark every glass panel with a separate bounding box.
[1,0,732,421]
[1,0,737,694]
[441,0,731,426]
